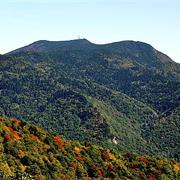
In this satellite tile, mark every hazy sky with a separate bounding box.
[0,0,180,62]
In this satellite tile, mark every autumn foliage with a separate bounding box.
[0,116,179,179]
[3,134,10,141]
[4,126,20,140]
[53,135,64,149]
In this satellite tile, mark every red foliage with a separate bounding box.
[53,135,64,149]
[139,173,145,178]
[96,168,105,177]
[131,168,138,171]
[139,157,149,164]
[4,134,10,141]
[6,126,20,140]
[76,156,85,161]
[148,176,154,180]
[107,164,113,170]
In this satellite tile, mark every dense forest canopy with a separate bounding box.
[0,39,179,164]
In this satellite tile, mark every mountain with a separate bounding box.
[8,39,180,113]
[0,39,179,161]
[0,54,159,155]
[7,39,94,54]
[0,116,179,179]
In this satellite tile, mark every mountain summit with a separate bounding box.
[7,39,94,54]
[7,39,176,68]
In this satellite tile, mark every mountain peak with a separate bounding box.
[7,38,94,54]
[33,38,91,45]
[6,39,174,66]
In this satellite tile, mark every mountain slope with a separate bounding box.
[0,116,179,179]
[1,39,179,160]
[150,107,180,160]
[0,54,161,156]
[7,39,180,113]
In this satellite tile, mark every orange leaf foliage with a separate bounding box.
[11,117,21,126]
[30,134,41,143]
[4,126,20,140]
[174,163,180,171]
[102,151,116,161]
[96,168,104,177]
[74,146,81,154]
[139,157,149,164]
[53,135,64,149]
[76,156,85,161]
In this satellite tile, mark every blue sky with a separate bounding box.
[0,0,180,62]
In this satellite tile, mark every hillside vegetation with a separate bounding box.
[0,116,179,179]
[8,39,180,113]
[0,39,179,161]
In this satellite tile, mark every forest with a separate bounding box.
[0,39,179,178]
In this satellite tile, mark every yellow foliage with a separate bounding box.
[0,144,4,152]
[19,164,27,172]
[107,151,116,161]
[3,126,10,132]
[0,163,14,177]
[174,163,180,171]
[74,146,81,154]
[43,144,50,152]
[18,150,26,159]
[42,156,51,163]
[157,160,164,166]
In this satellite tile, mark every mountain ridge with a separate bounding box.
[7,39,179,72]
[6,39,169,57]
